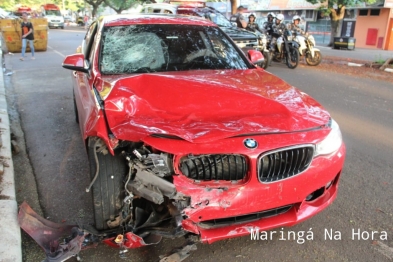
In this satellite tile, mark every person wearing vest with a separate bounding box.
[230,6,247,29]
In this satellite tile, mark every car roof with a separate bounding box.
[101,13,216,27]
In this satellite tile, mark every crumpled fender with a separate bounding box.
[18,202,85,262]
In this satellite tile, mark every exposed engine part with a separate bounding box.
[44,228,86,262]
[18,202,87,262]
[132,149,174,177]
[127,156,183,205]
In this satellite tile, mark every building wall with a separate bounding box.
[385,8,393,50]
[354,8,390,49]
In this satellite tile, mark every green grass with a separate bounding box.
[374,54,385,64]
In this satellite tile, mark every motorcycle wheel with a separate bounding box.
[305,50,322,66]
[262,51,271,69]
[286,47,299,69]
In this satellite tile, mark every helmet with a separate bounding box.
[276,13,284,22]
[267,12,275,18]
[292,15,301,23]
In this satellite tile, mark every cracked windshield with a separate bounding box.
[100,24,248,74]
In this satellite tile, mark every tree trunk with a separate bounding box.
[231,0,237,15]
[92,6,98,18]
[379,57,393,70]
[328,6,346,47]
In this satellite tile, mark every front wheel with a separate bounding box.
[286,47,299,69]
[262,51,271,69]
[305,50,322,66]
[87,137,127,230]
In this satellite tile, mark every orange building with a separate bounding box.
[242,0,393,50]
[353,0,393,50]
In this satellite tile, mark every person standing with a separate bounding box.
[20,12,35,61]
[84,14,89,29]
[230,6,247,29]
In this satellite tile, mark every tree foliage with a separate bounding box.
[103,0,140,14]
[305,0,376,46]
[1,0,88,12]
[85,0,105,18]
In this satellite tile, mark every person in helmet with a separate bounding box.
[246,13,261,33]
[288,15,308,36]
[229,6,247,29]
[270,13,286,52]
[263,12,275,35]
[288,15,309,56]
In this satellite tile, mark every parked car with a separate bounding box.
[20,14,346,262]
[63,15,75,23]
[140,3,259,50]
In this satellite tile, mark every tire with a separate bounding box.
[305,50,322,66]
[286,47,299,69]
[268,50,274,66]
[61,26,64,29]
[73,91,79,124]
[87,137,127,230]
[262,51,271,69]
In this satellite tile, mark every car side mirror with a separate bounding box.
[62,53,89,73]
[247,50,264,65]
[231,22,237,27]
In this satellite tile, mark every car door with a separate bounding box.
[74,22,99,138]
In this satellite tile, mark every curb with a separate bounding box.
[0,42,22,261]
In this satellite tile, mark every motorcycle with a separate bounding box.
[269,28,300,69]
[294,35,322,66]
[253,31,271,69]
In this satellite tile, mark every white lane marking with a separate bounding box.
[374,241,393,260]
[47,45,66,58]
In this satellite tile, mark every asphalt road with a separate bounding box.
[4,27,393,262]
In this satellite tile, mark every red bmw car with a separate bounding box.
[20,14,345,261]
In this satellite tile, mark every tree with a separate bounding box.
[85,0,105,18]
[103,0,140,14]
[230,0,237,14]
[306,0,376,46]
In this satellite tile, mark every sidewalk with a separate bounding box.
[0,42,21,261]
[318,44,393,62]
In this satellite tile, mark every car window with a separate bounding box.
[99,24,249,74]
[83,22,98,60]
[202,11,233,27]
[143,7,164,13]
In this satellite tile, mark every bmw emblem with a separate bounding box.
[244,138,258,149]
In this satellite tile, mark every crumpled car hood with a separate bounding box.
[102,69,330,143]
